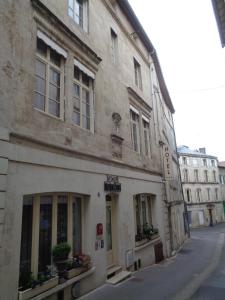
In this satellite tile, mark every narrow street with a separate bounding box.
[80,224,225,300]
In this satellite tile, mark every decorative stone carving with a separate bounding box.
[112,112,121,135]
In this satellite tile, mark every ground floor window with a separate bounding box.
[19,193,82,286]
[134,194,158,243]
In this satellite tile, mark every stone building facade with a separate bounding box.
[218,162,225,215]
[178,146,224,228]
[0,0,186,299]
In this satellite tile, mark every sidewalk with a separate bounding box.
[79,225,225,300]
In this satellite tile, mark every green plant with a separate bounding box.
[52,242,71,261]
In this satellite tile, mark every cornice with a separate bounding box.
[127,87,152,114]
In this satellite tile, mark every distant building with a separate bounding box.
[177,146,224,228]
[212,0,225,47]
[218,162,225,215]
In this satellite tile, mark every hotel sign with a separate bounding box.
[163,145,173,180]
[104,175,121,192]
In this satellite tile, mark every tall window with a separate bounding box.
[134,194,155,242]
[204,170,208,182]
[134,58,142,89]
[183,169,189,182]
[215,188,218,201]
[213,170,217,182]
[68,0,88,31]
[207,188,211,201]
[111,29,118,64]
[73,65,93,130]
[194,169,199,182]
[186,189,191,202]
[130,109,140,152]
[196,189,201,202]
[182,157,187,165]
[211,160,215,167]
[193,158,198,167]
[19,193,82,280]
[34,38,63,118]
[142,117,151,156]
[203,159,207,167]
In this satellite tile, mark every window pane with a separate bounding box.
[144,130,148,156]
[33,93,45,111]
[73,83,80,98]
[72,111,80,125]
[49,99,60,117]
[19,197,33,287]
[82,116,90,130]
[132,123,138,151]
[57,196,68,244]
[82,72,89,87]
[68,7,73,17]
[73,197,81,255]
[36,60,46,78]
[49,84,60,101]
[69,0,73,9]
[74,66,80,80]
[37,38,47,57]
[142,200,147,226]
[35,77,45,95]
[39,196,52,273]
[50,49,61,67]
[50,68,60,86]
[73,98,80,111]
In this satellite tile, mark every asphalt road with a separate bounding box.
[80,224,225,300]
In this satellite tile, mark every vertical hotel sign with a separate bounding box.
[163,145,173,180]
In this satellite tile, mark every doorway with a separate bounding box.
[106,195,116,267]
[198,210,204,225]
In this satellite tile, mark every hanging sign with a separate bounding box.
[104,175,121,192]
[163,145,173,180]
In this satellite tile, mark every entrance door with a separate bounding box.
[198,210,204,225]
[106,196,113,266]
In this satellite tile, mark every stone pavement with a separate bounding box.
[79,224,225,300]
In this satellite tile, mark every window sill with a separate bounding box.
[28,266,95,300]
[135,236,160,252]
[34,107,64,122]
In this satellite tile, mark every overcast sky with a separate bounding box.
[129,0,225,161]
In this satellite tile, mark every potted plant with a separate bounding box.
[18,268,58,300]
[52,242,71,281]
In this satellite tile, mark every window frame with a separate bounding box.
[34,38,64,119]
[142,116,151,157]
[133,58,142,90]
[72,65,94,132]
[68,0,88,32]
[130,108,140,153]
[19,193,84,279]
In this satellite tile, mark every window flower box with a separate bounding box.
[66,267,84,279]
[18,276,59,300]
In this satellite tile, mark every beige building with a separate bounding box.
[0,0,186,299]
[218,162,225,214]
[178,146,224,228]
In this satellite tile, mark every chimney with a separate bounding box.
[199,147,206,154]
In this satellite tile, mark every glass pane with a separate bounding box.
[73,98,80,111]
[82,89,90,105]
[144,130,148,156]
[74,66,80,80]
[57,196,68,244]
[50,68,60,86]
[68,7,73,17]
[36,60,46,78]
[50,49,61,67]
[33,92,45,111]
[19,196,33,287]
[73,83,80,98]
[37,38,47,57]
[82,116,90,130]
[73,197,81,255]
[69,0,73,9]
[49,84,60,101]
[82,73,89,87]
[106,204,112,251]
[72,111,80,125]
[133,123,138,151]
[39,196,52,273]
[142,201,147,226]
[35,76,45,94]
[49,99,60,117]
